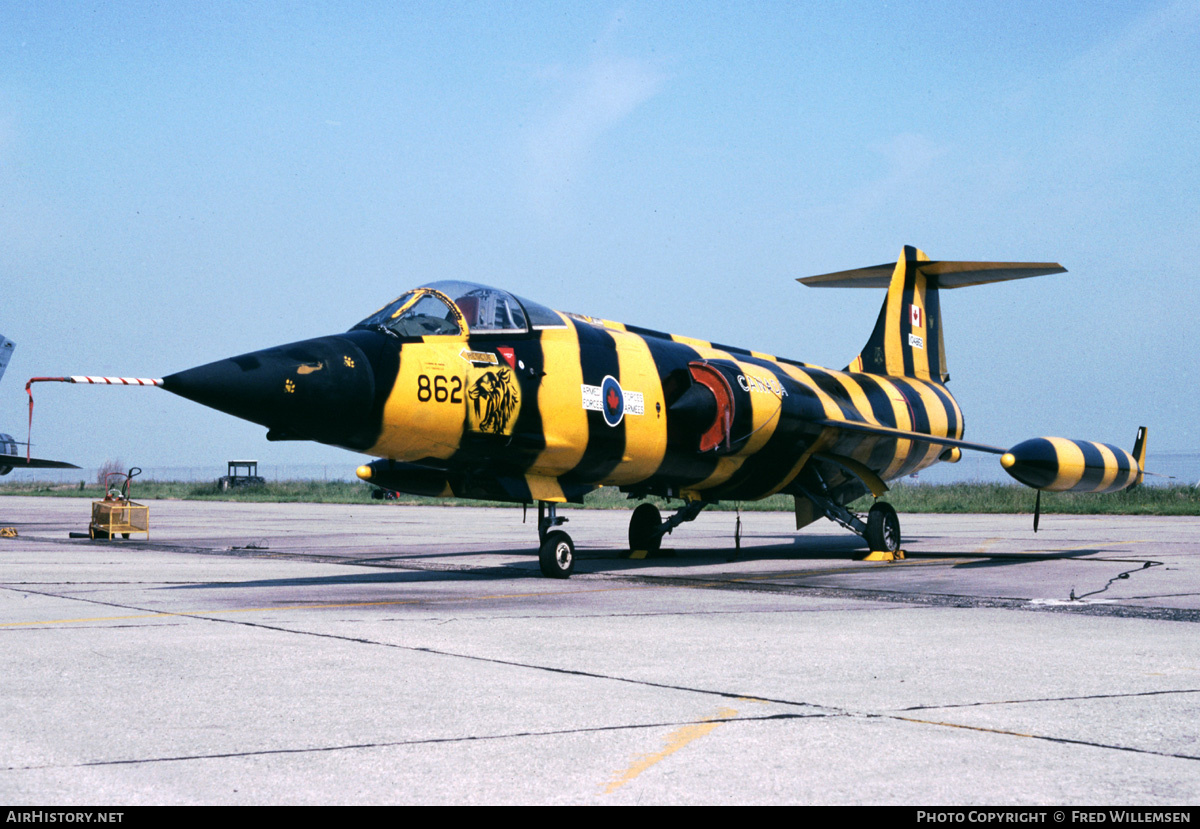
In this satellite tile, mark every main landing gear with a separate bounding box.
[865,501,900,553]
[796,486,902,554]
[627,500,706,557]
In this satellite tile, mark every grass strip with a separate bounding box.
[1,479,1196,515]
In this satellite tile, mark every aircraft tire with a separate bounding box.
[539,530,575,579]
[866,502,900,552]
[628,503,663,556]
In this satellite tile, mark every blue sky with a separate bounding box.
[3,1,1198,472]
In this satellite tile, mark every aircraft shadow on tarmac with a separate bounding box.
[594,535,1115,575]
[932,549,1110,569]
[162,534,875,591]
[160,533,1113,592]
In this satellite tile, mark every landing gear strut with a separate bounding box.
[537,502,574,578]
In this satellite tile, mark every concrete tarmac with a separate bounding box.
[1,496,1197,805]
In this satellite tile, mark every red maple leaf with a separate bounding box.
[606,388,619,412]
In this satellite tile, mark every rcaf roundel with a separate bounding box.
[600,375,625,427]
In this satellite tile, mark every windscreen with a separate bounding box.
[355,290,463,337]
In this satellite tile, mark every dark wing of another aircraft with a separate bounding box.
[0,433,80,473]
[0,336,80,473]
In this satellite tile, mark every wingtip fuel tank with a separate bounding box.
[1001,432,1145,492]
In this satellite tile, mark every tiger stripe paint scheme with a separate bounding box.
[160,245,1148,570]
[346,247,986,505]
[348,315,965,507]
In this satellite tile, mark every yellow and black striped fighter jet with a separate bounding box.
[162,245,1147,578]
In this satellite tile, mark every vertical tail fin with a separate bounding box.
[799,246,1066,382]
[1131,426,1147,487]
[0,336,13,387]
[850,245,944,381]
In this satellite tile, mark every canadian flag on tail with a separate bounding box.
[910,304,923,328]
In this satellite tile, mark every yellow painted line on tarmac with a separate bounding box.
[603,706,741,794]
[1,610,181,627]
[0,583,669,628]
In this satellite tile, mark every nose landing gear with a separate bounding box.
[536,502,574,578]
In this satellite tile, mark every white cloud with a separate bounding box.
[814,132,950,223]
[525,55,665,213]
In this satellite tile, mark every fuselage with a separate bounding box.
[363,315,963,502]
[162,281,964,506]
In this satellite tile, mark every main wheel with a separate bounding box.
[865,502,901,552]
[539,530,575,579]
[628,503,663,555]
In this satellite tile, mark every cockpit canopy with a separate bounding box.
[353,280,563,338]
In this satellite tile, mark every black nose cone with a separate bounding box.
[163,334,380,450]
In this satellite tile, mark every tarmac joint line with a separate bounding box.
[886,713,1200,763]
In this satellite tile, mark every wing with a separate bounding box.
[815,417,1005,455]
[8,456,81,469]
[0,432,80,472]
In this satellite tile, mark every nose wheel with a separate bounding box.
[536,501,574,578]
[539,530,575,578]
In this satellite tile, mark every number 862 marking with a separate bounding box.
[416,374,463,403]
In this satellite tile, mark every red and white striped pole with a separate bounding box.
[24,376,164,462]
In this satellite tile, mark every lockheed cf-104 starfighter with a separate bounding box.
[156,245,1146,577]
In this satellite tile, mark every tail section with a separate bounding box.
[850,245,943,381]
[0,335,13,386]
[799,246,1066,382]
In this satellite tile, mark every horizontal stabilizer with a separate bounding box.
[799,260,1065,289]
[3,456,80,469]
[0,433,78,470]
